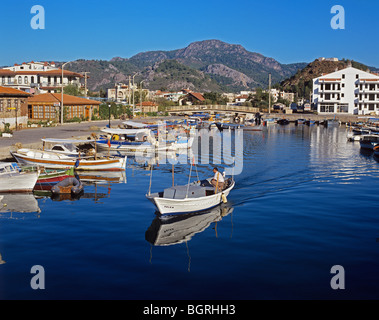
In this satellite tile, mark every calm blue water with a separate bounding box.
[1,124,379,300]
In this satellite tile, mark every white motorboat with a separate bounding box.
[0,162,40,192]
[146,177,235,215]
[11,148,127,171]
[42,138,96,157]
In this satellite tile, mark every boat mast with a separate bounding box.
[268,73,271,115]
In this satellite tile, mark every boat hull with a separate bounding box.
[11,151,127,171]
[0,171,39,193]
[147,181,234,215]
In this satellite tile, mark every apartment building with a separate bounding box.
[0,61,84,94]
[312,66,379,115]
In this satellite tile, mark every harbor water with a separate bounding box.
[1,123,379,299]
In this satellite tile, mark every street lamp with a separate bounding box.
[108,103,111,128]
[61,61,72,124]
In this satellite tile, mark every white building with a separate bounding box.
[0,61,84,94]
[268,89,294,103]
[312,66,379,115]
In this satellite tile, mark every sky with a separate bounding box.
[1,0,379,67]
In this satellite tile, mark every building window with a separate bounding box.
[24,76,28,84]
[342,74,345,79]
[0,99,3,112]
[18,76,22,84]
[356,74,359,79]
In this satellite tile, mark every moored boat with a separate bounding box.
[51,177,84,195]
[11,148,127,171]
[34,168,75,191]
[277,119,290,125]
[359,134,379,150]
[0,162,39,193]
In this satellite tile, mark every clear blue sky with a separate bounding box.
[1,0,378,67]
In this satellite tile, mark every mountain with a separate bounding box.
[61,40,308,93]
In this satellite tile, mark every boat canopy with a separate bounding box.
[101,128,150,135]
[41,138,96,144]
[123,120,157,128]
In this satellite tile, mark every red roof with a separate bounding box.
[0,69,83,77]
[27,93,100,105]
[0,86,31,96]
[141,101,157,106]
[188,92,205,101]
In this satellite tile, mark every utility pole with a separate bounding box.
[140,80,145,115]
[82,72,90,97]
[128,76,131,105]
[61,61,72,124]
[132,73,137,118]
[268,73,271,114]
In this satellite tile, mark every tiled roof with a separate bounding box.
[27,93,101,105]
[0,69,83,77]
[0,86,31,96]
[188,92,205,101]
[140,101,157,106]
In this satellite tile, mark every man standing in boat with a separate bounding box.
[211,167,224,192]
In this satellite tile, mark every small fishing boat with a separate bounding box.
[327,119,340,127]
[263,118,276,126]
[34,168,75,191]
[374,145,379,156]
[215,123,244,131]
[305,120,315,126]
[359,134,379,150]
[277,119,290,125]
[146,177,235,215]
[51,177,83,195]
[42,138,96,157]
[0,162,40,193]
[295,119,306,125]
[243,124,263,131]
[11,148,127,171]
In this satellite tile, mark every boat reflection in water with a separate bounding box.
[145,203,234,246]
[78,170,127,185]
[0,193,41,219]
[0,252,5,265]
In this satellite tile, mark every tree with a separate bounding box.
[63,84,80,96]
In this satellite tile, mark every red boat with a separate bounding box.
[34,169,75,191]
